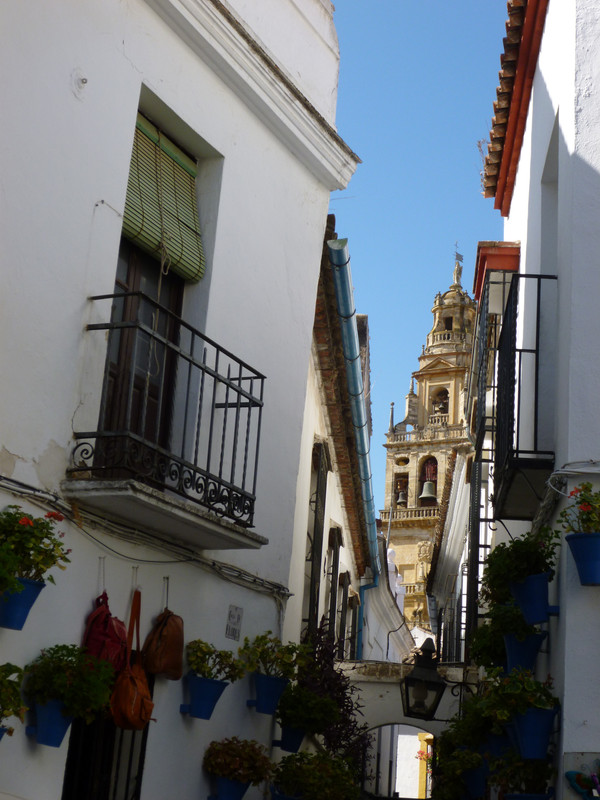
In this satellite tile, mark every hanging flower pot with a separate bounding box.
[247,672,289,715]
[504,631,548,673]
[212,777,250,800]
[26,699,74,747]
[180,673,228,719]
[505,794,552,800]
[204,737,272,800]
[509,573,558,625]
[512,706,558,759]
[273,725,305,753]
[566,533,600,585]
[0,578,44,630]
[463,762,488,799]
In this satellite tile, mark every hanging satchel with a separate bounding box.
[142,607,184,680]
[110,589,155,730]
[83,591,128,673]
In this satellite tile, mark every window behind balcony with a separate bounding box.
[100,240,184,465]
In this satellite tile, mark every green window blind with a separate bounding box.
[122,113,205,282]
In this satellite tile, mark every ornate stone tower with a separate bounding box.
[382,260,475,630]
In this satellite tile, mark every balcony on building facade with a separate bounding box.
[387,423,468,445]
[469,267,557,520]
[380,507,439,524]
[64,291,267,549]
[427,330,473,350]
[493,273,557,519]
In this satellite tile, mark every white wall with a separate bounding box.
[0,0,355,797]
[502,0,600,767]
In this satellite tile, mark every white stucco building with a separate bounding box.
[0,1,375,798]
[466,0,600,796]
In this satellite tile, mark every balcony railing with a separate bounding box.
[68,292,265,528]
[428,331,472,348]
[380,507,439,523]
[387,425,467,444]
[494,274,557,519]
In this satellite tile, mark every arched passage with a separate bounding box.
[339,660,476,737]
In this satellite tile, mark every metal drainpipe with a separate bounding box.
[327,238,381,660]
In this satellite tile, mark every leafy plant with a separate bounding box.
[276,682,340,734]
[186,640,245,682]
[469,603,537,668]
[238,632,310,679]
[0,662,26,735]
[558,482,600,533]
[489,750,554,794]
[203,737,272,785]
[479,526,560,606]
[481,668,558,728]
[298,622,373,780]
[273,751,360,800]
[432,726,484,800]
[0,506,71,595]
[24,644,114,724]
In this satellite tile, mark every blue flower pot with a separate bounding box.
[504,631,548,672]
[26,699,73,747]
[180,673,228,719]
[273,726,305,753]
[463,763,488,799]
[481,732,511,760]
[209,776,250,800]
[512,706,558,759]
[247,673,289,715]
[566,533,600,585]
[0,578,44,630]
[505,794,552,800]
[509,573,558,625]
[271,788,300,800]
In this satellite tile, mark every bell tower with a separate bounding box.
[382,257,475,632]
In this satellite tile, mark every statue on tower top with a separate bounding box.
[453,248,463,287]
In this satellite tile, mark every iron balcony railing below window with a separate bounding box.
[68,292,265,528]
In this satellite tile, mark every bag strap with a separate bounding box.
[127,589,142,660]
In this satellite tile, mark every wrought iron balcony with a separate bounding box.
[67,292,265,531]
[494,274,557,519]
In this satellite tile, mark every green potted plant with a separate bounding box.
[558,482,600,585]
[489,750,554,798]
[482,668,559,760]
[203,737,272,800]
[271,750,360,800]
[469,604,544,672]
[0,506,71,630]
[274,683,340,752]
[24,644,114,747]
[479,526,560,623]
[238,632,310,714]
[181,640,245,719]
[0,662,26,739]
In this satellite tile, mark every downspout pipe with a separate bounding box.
[327,238,381,658]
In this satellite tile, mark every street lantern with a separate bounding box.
[401,638,446,721]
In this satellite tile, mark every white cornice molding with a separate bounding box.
[143,0,359,190]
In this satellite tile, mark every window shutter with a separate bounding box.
[122,113,205,282]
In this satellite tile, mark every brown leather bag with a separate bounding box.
[111,590,155,730]
[142,607,184,680]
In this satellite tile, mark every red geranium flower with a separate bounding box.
[45,511,64,521]
[580,503,592,512]
[570,487,582,496]
[18,517,34,526]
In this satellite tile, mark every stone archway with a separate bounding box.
[339,660,477,737]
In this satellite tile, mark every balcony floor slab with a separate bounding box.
[61,479,268,550]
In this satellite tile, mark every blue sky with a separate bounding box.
[329,1,507,507]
